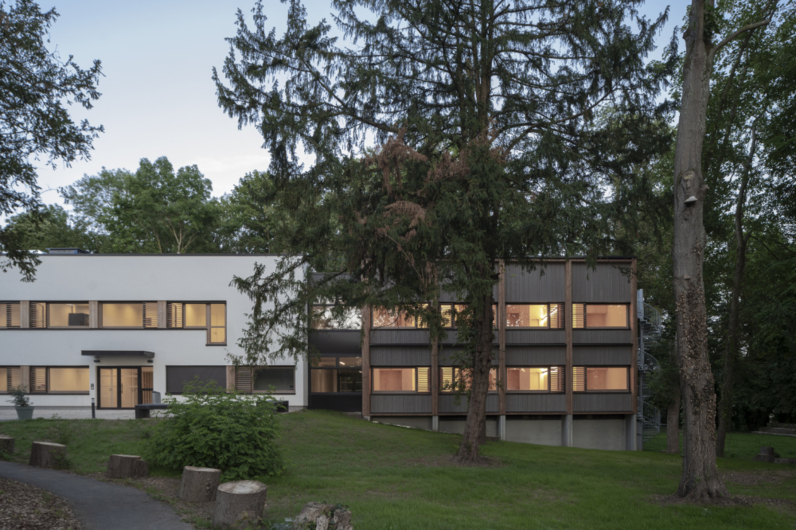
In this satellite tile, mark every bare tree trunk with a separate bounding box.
[667,391,681,454]
[672,0,727,500]
[716,124,756,456]
[457,292,494,462]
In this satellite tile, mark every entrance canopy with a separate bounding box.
[82,350,155,359]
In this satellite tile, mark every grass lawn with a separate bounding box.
[1,411,795,529]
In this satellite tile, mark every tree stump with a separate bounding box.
[106,454,149,478]
[180,466,221,502]
[213,480,267,529]
[753,446,776,463]
[29,442,67,469]
[0,435,14,455]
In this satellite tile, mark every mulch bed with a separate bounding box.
[0,477,81,530]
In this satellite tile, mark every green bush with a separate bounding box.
[142,379,285,480]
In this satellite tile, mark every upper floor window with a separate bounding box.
[101,302,158,328]
[1,303,20,328]
[572,366,629,391]
[440,367,498,392]
[372,307,429,329]
[372,367,430,392]
[166,302,227,344]
[49,303,90,327]
[311,306,362,330]
[507,367,563,392]
[506,304,564,329]
[572,304,628,329]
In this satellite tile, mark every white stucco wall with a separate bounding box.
[0,254,307,409]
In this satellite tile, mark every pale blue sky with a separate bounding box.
[34,0,689,207]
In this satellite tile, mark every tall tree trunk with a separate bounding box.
[716,124,756,456]
[457,292,494,462]
[672,0,728,499]
[667,390,681,454]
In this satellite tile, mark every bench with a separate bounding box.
[134,404,169,419]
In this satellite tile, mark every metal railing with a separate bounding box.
[639,400,661,442]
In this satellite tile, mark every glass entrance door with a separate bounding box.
[98,367,154,409]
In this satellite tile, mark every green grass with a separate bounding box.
[645,427,796,460]
[2,412,795,529]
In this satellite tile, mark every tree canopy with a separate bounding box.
[0,0,103,279]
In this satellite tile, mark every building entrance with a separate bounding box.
[98,367,153,409]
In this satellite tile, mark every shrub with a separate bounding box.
[142,379,285,480]
[7,387,31,407]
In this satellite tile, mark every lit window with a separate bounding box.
[372,367,430,392]
[440,367,497,392]
[0,303,20,328]
[372,305,431,329]
[30,367,90,394]
[49,303,90,327]
[440,304,498,329]
[506,304,564,328]
[185,303,207,327]
[30,303,46,328]
[573,304,628,328]
[101,303,157,328]
[0,367,22,393]
[573,367,628,391]
[209,304,226,343]
[507,367,563,392]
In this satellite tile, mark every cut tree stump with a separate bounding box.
[0,435,14,454]
[106,454,149,478]
[213,480,267,529]
[180,466,221,502]
[29,442,67,469]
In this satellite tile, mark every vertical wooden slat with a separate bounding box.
[630,258,638,414]
[498,260,506,416]
[19,366,30,392]
[226,366,236,391]
[362,305,371,418]
[19,301,30,328]
[565,260,573,415]
[431,299,439,417]
[157,301,167,329]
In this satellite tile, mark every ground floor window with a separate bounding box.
[372,367,429,392]
[166,366,226,394]
[30,367,90,394]
[572,366,629,391]
[0,367,21,392]
[506,367,563,392]
[235,366,296,394]
[310,356,362,393]
[440,367,497,392]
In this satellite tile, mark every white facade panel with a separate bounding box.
[0,255,307,409]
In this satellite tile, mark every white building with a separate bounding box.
[0,251,307,411]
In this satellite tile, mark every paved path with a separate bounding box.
[0,407,135,421]
[0,461,194,530]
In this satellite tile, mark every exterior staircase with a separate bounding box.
[637,290,663,445]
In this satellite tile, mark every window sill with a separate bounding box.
[573,390,631,394]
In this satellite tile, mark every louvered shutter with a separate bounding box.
[143,302,158,328]
[167,303,183,328]
[236,368,253,393]
[572,304,585,329]
[30,303,46,328]
[572,367,586,392]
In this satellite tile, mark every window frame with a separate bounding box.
[309,304,363,331]
[572,303,630,330]
[45,302,91,329]
[371,306,431,329]
[572,366,631,393]
[439,366,499,393]
[29,366,91,395]
[0,366,22,393]
[371,367,431,393]
[165,302,228,346]
[309,355,363,394]
[505,366,565,393]
[0,302,21,329]
[252,366,296,395]
[99,302,158,329]
[504,303,565,329]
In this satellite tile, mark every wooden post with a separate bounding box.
[19,301,30,328]
[498,260,506,416]
[19,366,30,392]
[213,481,267,528]
[565,260,573,415]
[180,466,222,502]
[0,435,14,454]
[29,442,67,469]
[157,301,167,329]
[431,298,439,422]
[89,301,99,328]
[226,366,236,391]
[362,305,371,419]
[107,454,149,478]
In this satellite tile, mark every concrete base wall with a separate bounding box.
[573,418,626,450]
[372,416,433,430]
[505,418,562,446]
[438,418,498,438]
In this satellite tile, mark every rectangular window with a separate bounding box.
[49,303,90,327]
[101,303,144,327]
[1,303,20,328]
[573,367,629,391]
[572,304,628,329]
[30,302,46,328]
[167,302,183,328]
[311,306,362,329]
[185,303,207,327]
[165,366,227,394]
[311,356,363,393]
[440,367,498,392]
[30,367,89,394]
[372,367,430,392]
[506,304,564,329]
[209,303,226,344]
[311,369,337,392]
[253,367,295,393]
[507,367,564,392]
[0,367,22,393]
[440,304,498,329]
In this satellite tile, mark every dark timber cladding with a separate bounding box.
[364,258,637,418]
